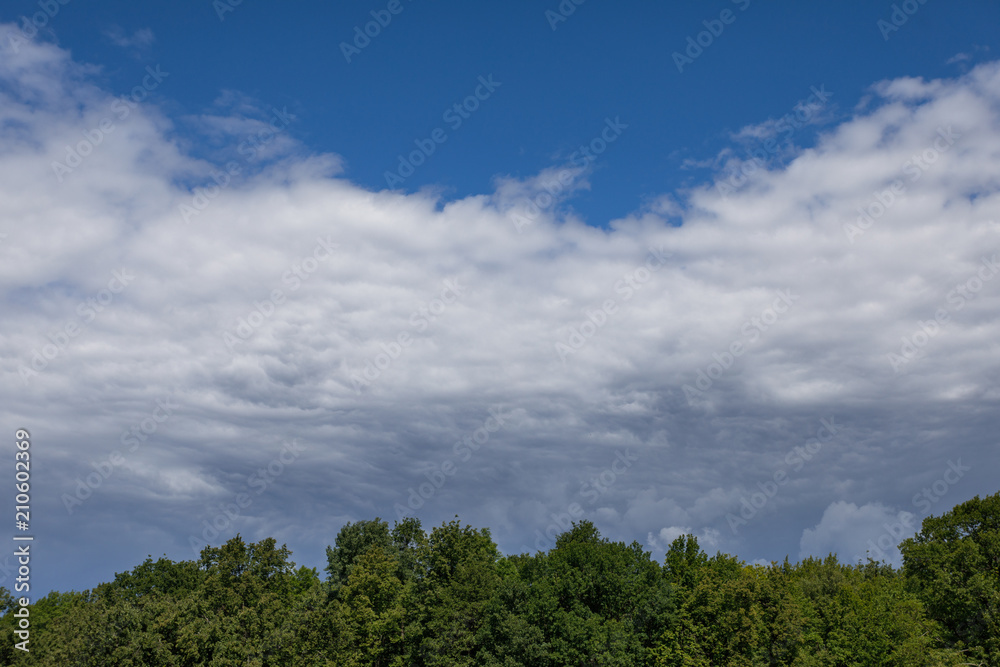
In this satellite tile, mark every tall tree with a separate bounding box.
[325,518,395,592]
[901,491,1000,665]
[338,546,412,667]
[414,517,502,665]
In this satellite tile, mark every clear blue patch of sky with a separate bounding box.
[4,0,997,227]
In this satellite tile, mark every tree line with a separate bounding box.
[1,491,997,665]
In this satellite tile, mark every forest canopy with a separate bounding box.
[1,491,998,666]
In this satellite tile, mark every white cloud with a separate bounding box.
[647,525,721,556]
[799,501,917,566]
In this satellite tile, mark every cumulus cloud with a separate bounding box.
[799,501,917,566]
[648,526,721,555]
[2,27,999,592]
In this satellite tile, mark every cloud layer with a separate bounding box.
[2,29,999,590]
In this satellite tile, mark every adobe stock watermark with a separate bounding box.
[865,458,969,562]
[946,254,999,311]
[726,417,838,534]
[179,106,295,224]
[384,75,501,188]
[340,0,415,63]
[843,126,960,244]
[716,85,832,199]
[222,236,338,351]
[394,406,510,520]
[62,398,179,514]
[4,0,74,54]
[50,65,170,182]
[188,440,305,555]
[528,448,639,553]
[886,253,999,372]
[682,289,798,403]
[556,246,671,363]
[18,269,135,384]
[213,0,245,21]
[545,0,586,31]
[508,117,628,233]
[877,0,931,41]
[350,277,465,393]
[672,0,751,74]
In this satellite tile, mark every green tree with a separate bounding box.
[482,521,674,666]
[338,546,411,666]
[166,535,305,665]
[413,517,502,665]
[901,491,1000,665]
[325,518,394,592]
[392,516,427,583]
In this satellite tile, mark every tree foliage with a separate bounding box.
[901,491,1000,666]
[0,493,996,665]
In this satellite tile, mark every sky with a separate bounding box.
[1,0,999,598]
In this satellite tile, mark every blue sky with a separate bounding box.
[1,1,1000,598]
[10,0,998,224]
